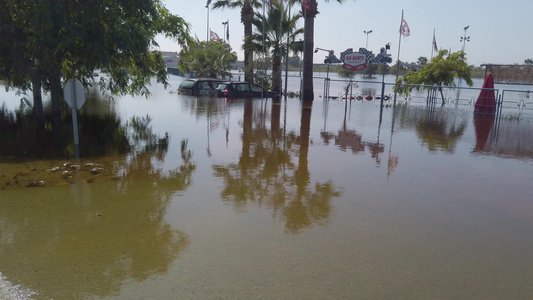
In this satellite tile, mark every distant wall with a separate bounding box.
[483,64,533,85]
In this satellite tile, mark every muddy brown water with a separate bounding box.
[1,76,533,299]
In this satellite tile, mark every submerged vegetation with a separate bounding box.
[0,98,195,190]
[0,98,129,160]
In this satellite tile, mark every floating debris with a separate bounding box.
[27,180,44,187]
[47,166,61,172]
[84,162,101,167]
[90,167,104,174]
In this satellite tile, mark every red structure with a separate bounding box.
[474,72,496,115]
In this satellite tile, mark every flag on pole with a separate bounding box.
[195,34,200,45]
[400,19,410,37]
[210,30,221,41]
[432,32,438,52]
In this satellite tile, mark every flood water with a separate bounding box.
[1,74,533,299]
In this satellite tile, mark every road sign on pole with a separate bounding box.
[63,79,86,160]
[64,79,86,109]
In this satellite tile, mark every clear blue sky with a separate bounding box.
[158,0,533,66]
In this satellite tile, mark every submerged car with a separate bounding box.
[178,78,223,96]
[216,82,280,98]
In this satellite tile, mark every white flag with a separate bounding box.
[400,19,410,37]
[210,30,221,41]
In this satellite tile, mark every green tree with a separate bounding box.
[0,0,190,141]
[524,58,533,65]
[417,56,428,65]
[394,50,473,105]
[286,55,302,69]
[366,62,378,77]
[248,0,303,93]
[337,67,355,79]
[179,41,237,78]
[300,0,351,102]
[389,59,409,76]
[212,0,262,83]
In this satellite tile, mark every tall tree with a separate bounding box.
[394,50,473,105]
[179,40,237,78]
[417,56,428,65]
[212,0,262,83]
[248,1,303,93]
[0,0,190,138]
[300,0,350,102]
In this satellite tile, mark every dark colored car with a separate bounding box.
[178,78,223,96]
[216,82,279,98]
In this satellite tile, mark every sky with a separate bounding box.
[157,0,533,67]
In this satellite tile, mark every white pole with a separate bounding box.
[262,0,265,98]
[206,0,211,43]
[394,9,404,105]
[431,28,435,59]
[395,9,404,83]
[70,81,80,160]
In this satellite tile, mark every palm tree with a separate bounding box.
[248,1,303,94]
[212,0,262,83]
[300,0,350,102]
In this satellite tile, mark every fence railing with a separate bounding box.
[311,76,533,111]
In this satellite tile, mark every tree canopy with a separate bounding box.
[178,41,237,78]
[1,0,191,95]
[394,50,473,104]
[0,0,191,139]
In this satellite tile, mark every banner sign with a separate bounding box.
[342,63,367,71]
[342,52,367,70]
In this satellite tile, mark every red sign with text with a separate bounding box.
[342,63,367,71]
[342,52,367,70]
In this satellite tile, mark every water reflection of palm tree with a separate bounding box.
[213,100,341,234]
[286,103,340,233]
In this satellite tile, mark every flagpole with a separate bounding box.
[431,29,435,59]
[262,0,265,97]
[280,0,284,95]
[206,0,211,44]
[394,9,404,105]
[284,4,291,100]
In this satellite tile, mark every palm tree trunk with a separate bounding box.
[242,1,254,83]
[302,2,316,103]
[272,55,282,93]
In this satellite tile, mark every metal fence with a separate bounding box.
[313,76,533,112]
